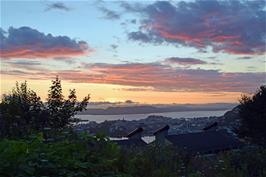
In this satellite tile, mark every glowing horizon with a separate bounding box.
[0,77,246,104]
[1,1,265,104]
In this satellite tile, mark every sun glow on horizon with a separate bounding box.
[1,0,265,104]
[1,77,242,104]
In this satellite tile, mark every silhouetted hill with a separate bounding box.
[76,105,241,137]
[218,105,241,130]
[79,103,236,115]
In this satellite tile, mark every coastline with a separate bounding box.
[76,110,227,123]
[74,108,240,138]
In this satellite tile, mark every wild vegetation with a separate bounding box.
[0,80,265,177]
[0,132,266,177]
[238,85,266,146]
[0,77,89,138]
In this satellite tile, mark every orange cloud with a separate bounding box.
[2,62,265,93]
[0,47,91,59]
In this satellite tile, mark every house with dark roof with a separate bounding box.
[203,122,218,131]
[112,127,147,148]
[153,125,243,154]
[154,125,170,145]
[127,127,144,139]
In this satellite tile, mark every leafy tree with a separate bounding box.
[0,77,90,137]
[0,81,45,137]
[46,76,90,129]
[238,85,266,146]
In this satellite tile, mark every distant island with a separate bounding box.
[75,105,240,138]
[78,103,236,115]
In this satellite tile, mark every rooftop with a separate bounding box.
[153,125,170,135]
[166,129,243,153]
[126,127,143,138]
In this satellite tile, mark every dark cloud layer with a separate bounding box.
[4,62,264,93]
[0,26,91,59]
[46,2,71,11]
[111,44,118,50]
[238,56,253,60]
[79,63,265,92]
[99,6,120,20]
[3,60,45,71]
[55,66,259,93]
[165,57,207,65]
[127,0,266,55]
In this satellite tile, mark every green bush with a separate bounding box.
[188,147,266,177]
[0,132,126,177]
[1,132,266,177]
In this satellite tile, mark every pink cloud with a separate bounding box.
[4,62,264,93]
[0,27,92,59]
[128,1,266,55]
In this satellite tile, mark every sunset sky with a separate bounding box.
[1,0,265,104]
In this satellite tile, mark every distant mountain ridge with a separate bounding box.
[79,103,236,115]
[75,105,241,137]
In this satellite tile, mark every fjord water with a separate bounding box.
[76,110,228,123]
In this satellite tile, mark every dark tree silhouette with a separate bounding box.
[47,76,90,129]
[0,77,90,137]
[239,85,266,146]
[0,81,45,137]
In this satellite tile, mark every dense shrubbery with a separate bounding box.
[239,85,266,146]
[0,132,126,177]
[116,145,186,177]
[0,132,266,177]
[188,147,266,177]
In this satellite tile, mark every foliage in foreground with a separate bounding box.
[1,132,266,177]
[1,79,265,176]
[0,132,126,177]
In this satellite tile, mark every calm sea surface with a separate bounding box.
[76,110,227,123]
